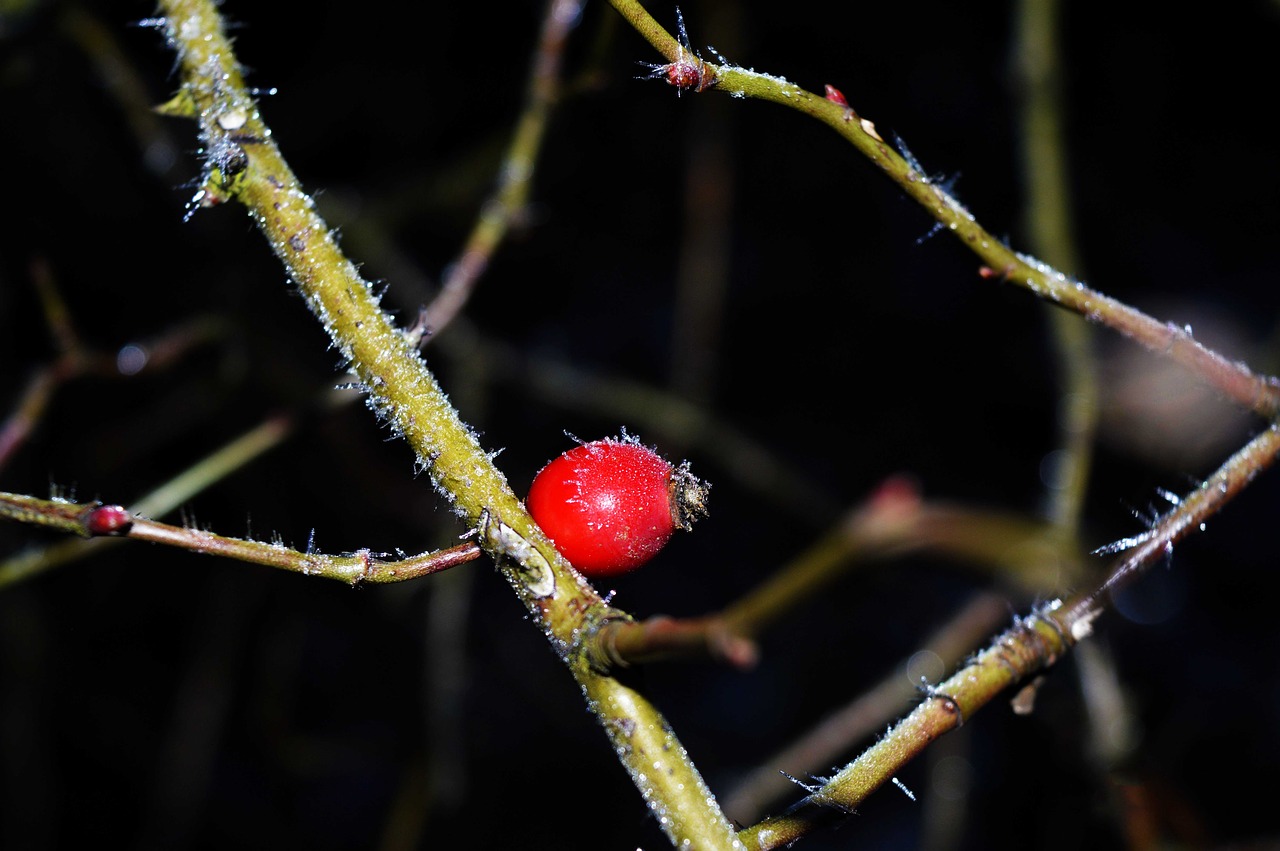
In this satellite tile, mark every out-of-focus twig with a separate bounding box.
[60,4,181,178]
[455,326,841,521]
[420,0,583,335]
[588,476,1086,670]
[668,3,742,410]
[722,592,1009,825]
[1013,0,1098,533]
[721,477,1083,641]
[1013,8,1146,848]
[0,261,226,474]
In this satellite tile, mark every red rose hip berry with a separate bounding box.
[527,436,708,577]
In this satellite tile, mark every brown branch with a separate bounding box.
[0,411,302,587]
[0,261,226,474]
[587,476,1086,670]
[0,492,481,585]
[589,614,760,670]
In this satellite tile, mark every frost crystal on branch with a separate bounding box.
[639,7,716,94]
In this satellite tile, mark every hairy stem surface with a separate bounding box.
[154,1,740,846]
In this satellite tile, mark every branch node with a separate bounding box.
[917,678,965,727]
[81,504,134,537]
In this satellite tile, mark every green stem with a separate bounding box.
[722,592,1009,825]
[606,0,1280,421]
[1014,0,1098,531]
[1065,422,1280,626]
[737,607,1075,849]
[154,2,739,845]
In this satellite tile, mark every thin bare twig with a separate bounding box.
[1013,0,1098,532]
[0,411,301,586]
[588,477,1085,669]
[722,592,1009,825]
[1063,422,1280,630]
[737,602,1074,849]
[1,261,225,474]
[421,0,583,335]
[0,491,481,584]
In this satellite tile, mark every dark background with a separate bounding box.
[2,1,1279,848]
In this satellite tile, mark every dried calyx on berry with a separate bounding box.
[526,434,709,577]
[667,459,709,530]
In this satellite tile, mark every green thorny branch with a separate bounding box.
[153,1,739,847]
[604,0,1280,847]
[609,0,1280,608]
[736,421,1280,849]
[108,2,1280,848]
[609,0,1280,422]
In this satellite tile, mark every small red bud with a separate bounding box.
[824,84,849,107]
[85,504,133,536]
[664,57,715,92]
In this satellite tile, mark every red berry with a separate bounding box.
[526,436,708,577]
